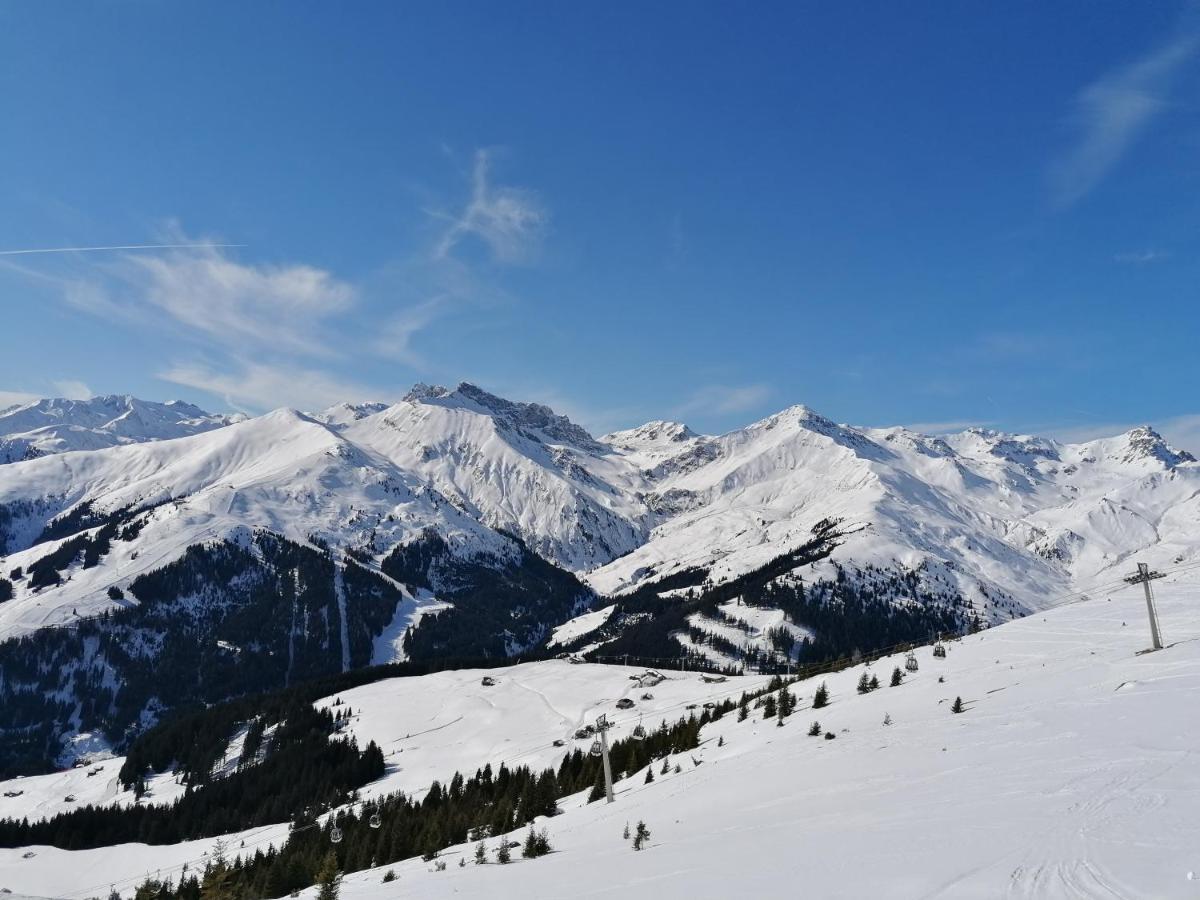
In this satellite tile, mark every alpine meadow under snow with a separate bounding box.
[0,386,1198,898]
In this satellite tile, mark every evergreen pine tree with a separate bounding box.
[474,840,487,865]
[644,767,654,784]
[315,851,341,900]
[762,694,777,718]
[813,682,829,708]
[496,841,511,864]
[623,821,630,840]
[808,720,821,736]
[869,674,880,691]
[857,672,872,694]
[660,757,670,775]
[890,666,903,687]
[633,820,650,851]
[951,696,964,714]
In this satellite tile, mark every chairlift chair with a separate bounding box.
[369,812,382,829]
[631,722,646,741]
[905,651,919,672]
[932,642,947,659]
[589,739,603,757]
[330,825,344,844]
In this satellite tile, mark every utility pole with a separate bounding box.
[596,714,615,804]
[1124,562,1165,651]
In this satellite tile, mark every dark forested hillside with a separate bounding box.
[0,532,405,778]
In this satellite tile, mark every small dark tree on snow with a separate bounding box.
[890,667,903,687]
[857,672,872,694]
[523,827,552,858]
[808,720,821,736]
[951,696,964,714]
[633,821,651,851]
[718,734,725,747]
[623,821,630,840]
[587,771,606,803]
[644,767,654,784]
[869,674,880,691]
[660,757,670,775]
[107,585,124,601]
[762,693,777,718]
[474,841,487,864]
[382,870,397,883]
[737,703,748,722]
[824,731,836,740]
[496,841,511,864]
[813,682,829,708]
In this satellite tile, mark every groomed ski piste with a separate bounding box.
[2,574,1199,899]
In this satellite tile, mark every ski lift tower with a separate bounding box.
[1125,562,1165,651]
[590,714,615,804]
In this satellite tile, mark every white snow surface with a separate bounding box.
[547,604,615,647]
[3,575,1199,897]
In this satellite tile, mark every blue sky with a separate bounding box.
[1,2,1198,448]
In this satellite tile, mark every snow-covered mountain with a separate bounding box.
[0,395,242,463]
[1,383,1197,773]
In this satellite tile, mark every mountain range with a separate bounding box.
[0,384,1196,772]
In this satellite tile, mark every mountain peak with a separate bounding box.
[404,381,600,448]
[1119,425,1196,467]
[603,420,698,448]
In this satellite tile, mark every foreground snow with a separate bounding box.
[323,581,1200,899]
[3,575,1198,898]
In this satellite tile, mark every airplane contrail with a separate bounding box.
[0,243,244,256]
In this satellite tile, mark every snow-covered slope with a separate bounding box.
[3,573,1198,898]
[325,580,1199,900]
[587,408,1200,620]
[0,395,241,463]
[0,407,509,639]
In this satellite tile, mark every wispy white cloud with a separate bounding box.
[0,390,39,412]
[158,358,388,414]
[52,379,93,400]
[1114,248,1170,264]
[1048,31,1198,208]
[90,242,354,358]
[371,296,450,368]
[433,150,547,265]
[674,383,772,418]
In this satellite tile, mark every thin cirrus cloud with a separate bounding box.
[673,383,772,418]
[159,358,388,415]
[1048,28,1199,208]
[21,150,550,414]
[432,149,548,265]
[1114,249,1170,264]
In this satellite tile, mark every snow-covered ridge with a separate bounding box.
[0,395,243,463]
[1,385,1197,645]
